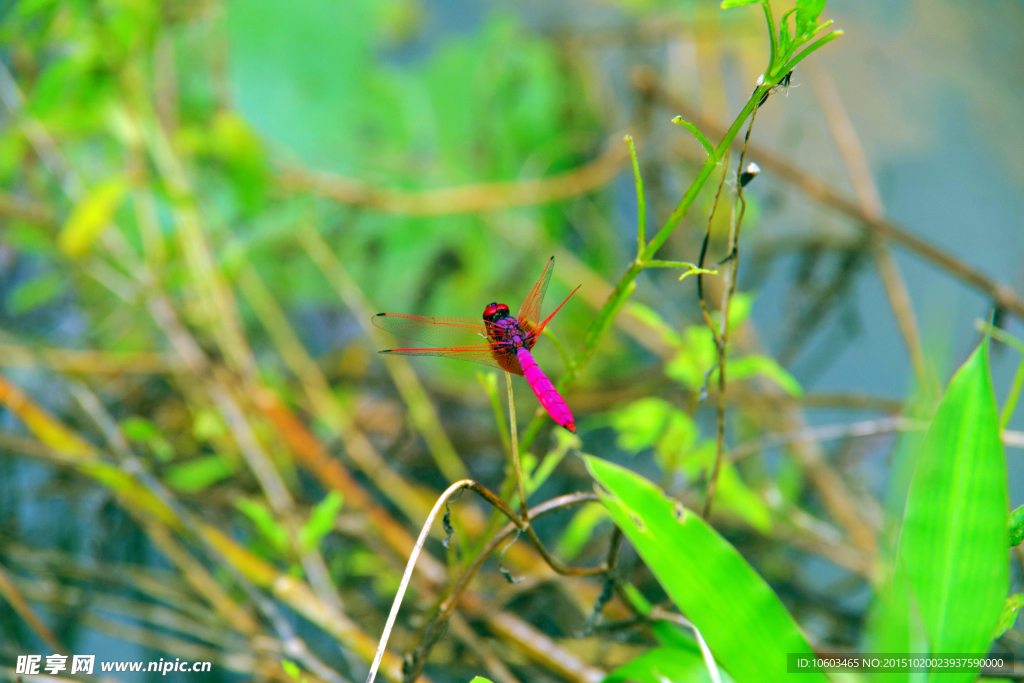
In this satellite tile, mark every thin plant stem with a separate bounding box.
[704,104,760,520]
[976,320,1024,429]
[366,479,476,683]
[506,372,529,521]
[625,134,646,258]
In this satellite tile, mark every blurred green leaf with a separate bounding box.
[281,660,301,681]
[235,497,289,554]
[625,303,683,348]
[665,326,716,390]
[59,177,129,257]
[300,492,343,552]
[715,461,773,533]
[556,504,609,559]
[1011,505,1024,547]
[721,0,761,8]
[585,456,826,683]
[8,271,66,314]
[995,594,1024,638]
[611,398,675,453]
[729,354,803,397]
[899,343,1008,671]
[166,455,234,494]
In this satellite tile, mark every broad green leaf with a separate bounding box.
[1011,505,1024,546]
[585,456,827,683]
[8,271,66,314]
[729,354,803,397]
[994,594,1024,638]
[899,343,1008,676]
[469,678,494,683]
[300,491,343,551]
[166,455,234,493]
[59,177,129,257]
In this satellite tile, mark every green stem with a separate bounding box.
[625,135,646,259]
[506,372,529,521]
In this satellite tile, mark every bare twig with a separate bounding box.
[277,133,629,215]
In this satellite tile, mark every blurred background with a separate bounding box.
[1,0,1023,681]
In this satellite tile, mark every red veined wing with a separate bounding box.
[379,345,524,375]
[516,256,554,329]
[372,313,491,348]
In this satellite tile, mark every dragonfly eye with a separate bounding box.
[483,302,510,322]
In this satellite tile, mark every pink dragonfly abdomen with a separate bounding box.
[515,346,576,433]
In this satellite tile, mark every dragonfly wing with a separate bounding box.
[380,345,524,375]
[516,256,554,329]
[372,313,490,348]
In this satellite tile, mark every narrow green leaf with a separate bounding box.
[585,456,827,683]
[899,343,1008,673]
[556,504,609,559]
[8,271,67,314]
[300,491,344,551]
[166,455,234,493]
[729,354,803,397]
[58,176,129,257]
[235,497,289,553]
[720,0,761,8]
[281,660,301,681]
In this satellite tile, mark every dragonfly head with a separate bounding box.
[483,302,511,323]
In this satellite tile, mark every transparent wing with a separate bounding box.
[380,345,524,375]
[372,313,490,348]
[516,256,554,329]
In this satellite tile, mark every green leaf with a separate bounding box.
[625,302,683,348]
[281,660,300,681]
[235,497,289,553]
[58,177,129,257]
[300,491,343,552]
[795,0,827,35]
[8,271,67,314]
[1011,505,1024,547]
[721,0,761,8]
[605,646,712,683]
[585,456,827,683]
[729,354,803,397]
[469,678,494,683]
[611,398,675,453]
[556,504,609,559]
[898,343,1008,672]
[995,594,1024,638]
[166,455,234,493]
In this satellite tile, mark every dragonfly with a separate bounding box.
[371,257,580,432]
